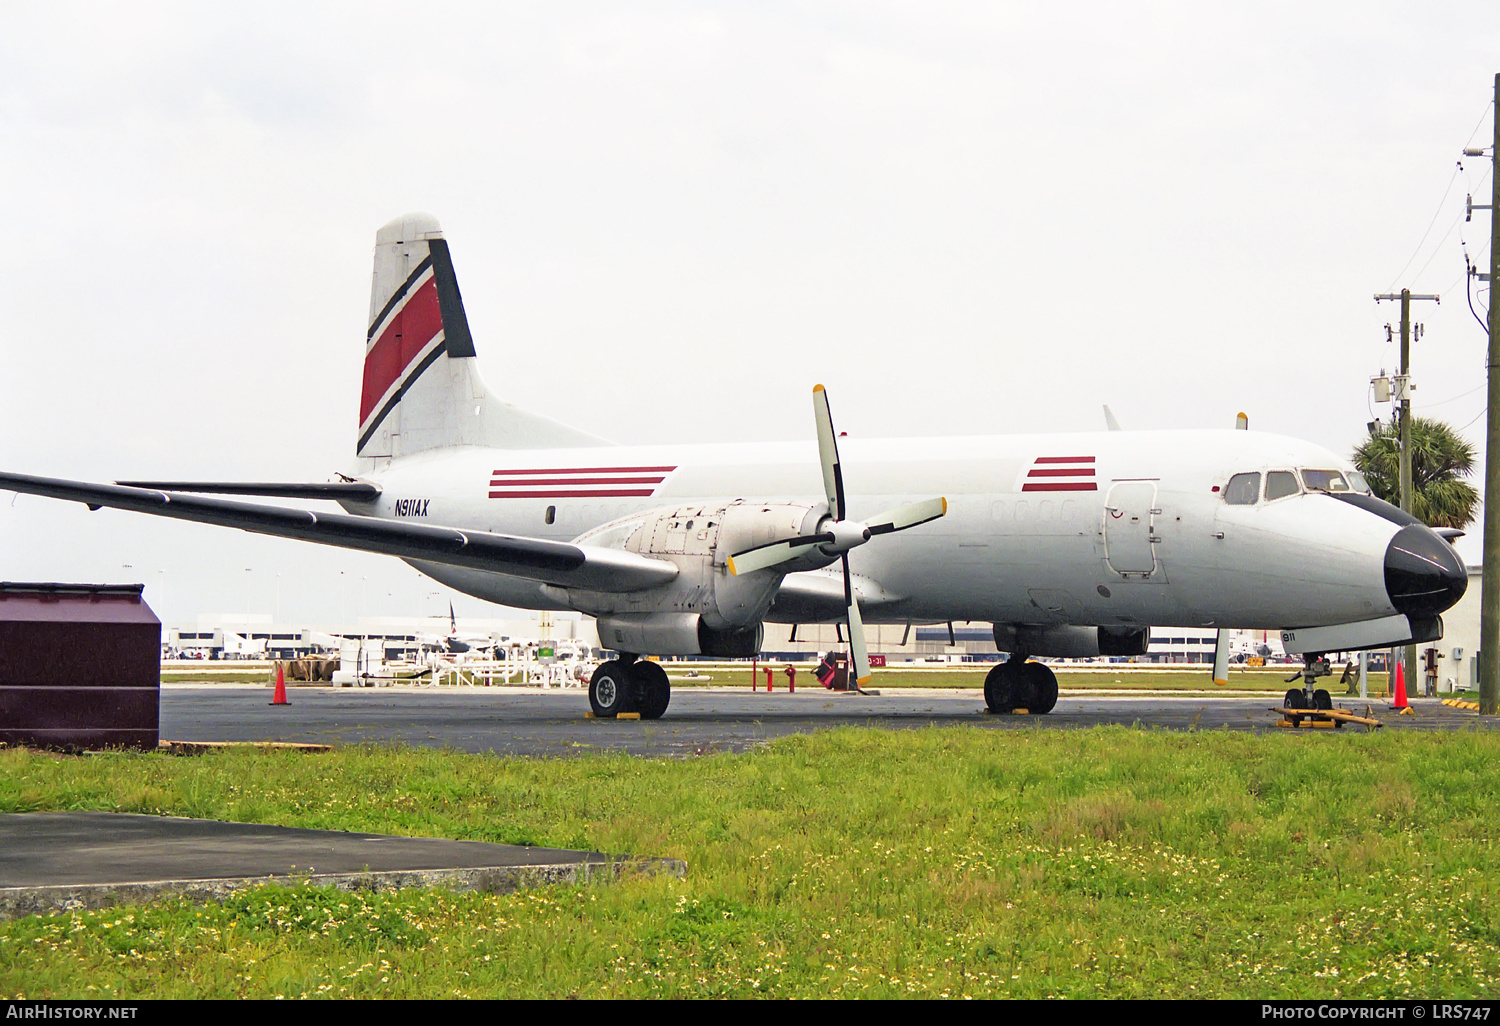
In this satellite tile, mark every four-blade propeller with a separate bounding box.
[727,384,946,686]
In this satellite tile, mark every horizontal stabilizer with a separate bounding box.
[0,472,676,594]
[115,481,381,500]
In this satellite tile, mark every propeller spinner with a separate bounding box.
[726,384,947,686]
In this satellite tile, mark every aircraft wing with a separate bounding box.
[0,472,677,594]
[114,480,381,500]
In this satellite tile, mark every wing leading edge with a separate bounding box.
[113,480,381,500]
[0,472,677,594]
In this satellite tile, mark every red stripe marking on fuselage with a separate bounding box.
[1022,482,1098,492]
[1027,468,1096,478]
[1033,456,1095,464]
[488,476,667,486]
[489,466,677,475]
[360,276,443,425]
[488,489,658,498]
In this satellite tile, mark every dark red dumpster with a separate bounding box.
[0,583,161,751]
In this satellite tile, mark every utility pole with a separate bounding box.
[1375,287,1439,696]
[1474,73,1500,716]
[1374,289,1440,515]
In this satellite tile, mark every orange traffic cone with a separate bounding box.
[270,662,290,706]
[1390,658,1408,711]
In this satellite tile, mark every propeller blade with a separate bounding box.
[726,533,835,576]
[1213,628,1230,686]
[843,553,872,686]
[813,384,845,520]
[866,496,948,536]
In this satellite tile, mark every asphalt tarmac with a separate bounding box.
[160,683,1495,758]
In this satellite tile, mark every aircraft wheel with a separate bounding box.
[590,661,635,718]
[1283,688,1309,711]
[1312,688,1333,711]
[631,660,671,720]
[983,663,1016,713]
[1022,661,1059,714]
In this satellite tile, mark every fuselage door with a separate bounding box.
[1104,481,1159,576]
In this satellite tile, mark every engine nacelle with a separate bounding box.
[596,613,763,658]
[545,501,829,634]
[992,623,1151,658]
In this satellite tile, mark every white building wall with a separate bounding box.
[1431,567,1483,692]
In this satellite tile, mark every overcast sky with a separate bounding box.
[2,2,1497,627]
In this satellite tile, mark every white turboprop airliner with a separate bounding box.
[0,213,1467,720]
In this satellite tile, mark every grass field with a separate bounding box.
[161,670,276,684]
[2,726,1497,999]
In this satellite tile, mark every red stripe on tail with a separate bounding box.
[359,277,443,426]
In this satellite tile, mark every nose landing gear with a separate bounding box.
[1284,653,1333,711]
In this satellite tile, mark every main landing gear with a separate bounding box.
[589,654,671,720]
[1283,653,1333,711]
[983,655,1059,714]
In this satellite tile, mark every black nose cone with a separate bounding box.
[1385,524,1468,617]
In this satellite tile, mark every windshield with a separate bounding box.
[1223,472,1260,505]
[1300,469,1351,493]
[1266,471,1300,500]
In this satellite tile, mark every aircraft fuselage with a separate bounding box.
[348,427,1429,632]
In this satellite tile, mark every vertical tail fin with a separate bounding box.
[357,213,605,461]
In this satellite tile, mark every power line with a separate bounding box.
[1384,100,1495,293]
[1409,209,1469,287]
[1387,163,1463,291]
[1466,100,1496,149]
[1425,382,1488,407]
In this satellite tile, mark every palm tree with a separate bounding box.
[1351,416,1480,530]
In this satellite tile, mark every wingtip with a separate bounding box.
[856,675,872,686]
[941,497,948,515]
[813,383,825,393]
[727,556,740,576]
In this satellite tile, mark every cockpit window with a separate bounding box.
[1346,470,1372,493]
[1265,471,1300,500]
[1301,469,1350,492]
[1223,472,1260,505]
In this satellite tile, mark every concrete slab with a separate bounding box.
[0,812,685,919]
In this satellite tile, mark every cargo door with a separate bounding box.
[1103,481,1159,576]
